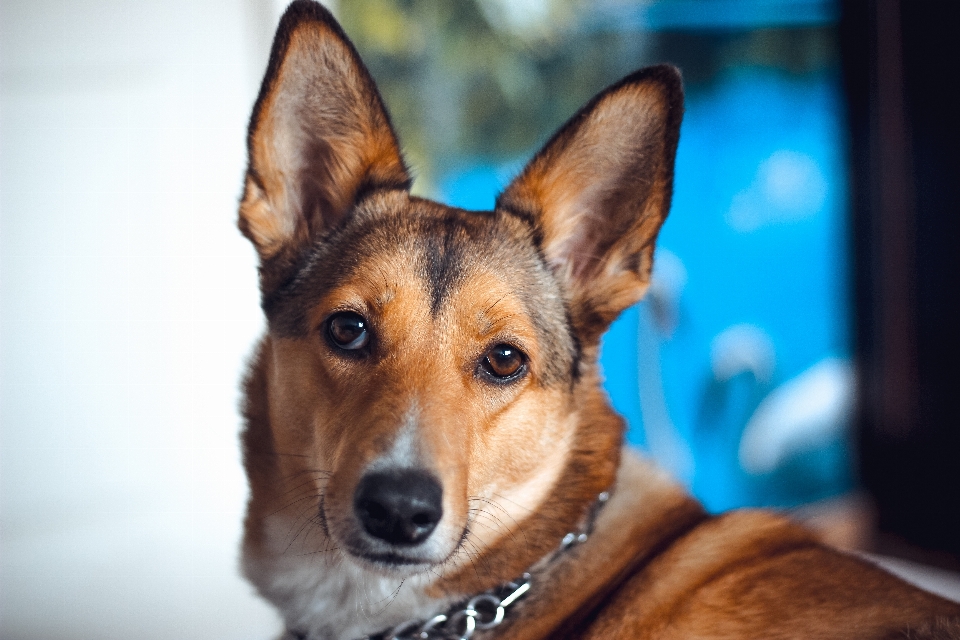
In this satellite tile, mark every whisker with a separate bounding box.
[283,508,322,554]
[469,496,528,546]
[293,544,341,557]
[277,468,333,483]
[276,476,330,500]
[264,491,322,519]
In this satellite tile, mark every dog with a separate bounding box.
[236,2,960,638]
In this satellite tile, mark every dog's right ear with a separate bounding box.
[239,1,409,269]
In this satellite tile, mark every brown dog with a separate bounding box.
[236,2,960,638]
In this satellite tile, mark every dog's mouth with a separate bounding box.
[338,531,458,576]
[346,546,441,570]
[359,551,429,566]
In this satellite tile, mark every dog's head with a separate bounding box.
[239,1,681,588]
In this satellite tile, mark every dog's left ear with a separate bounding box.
[239,1,409,273]
[498,65,682,344]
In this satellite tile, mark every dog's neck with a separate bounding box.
[242,451,703,640]
[488,451,706,640]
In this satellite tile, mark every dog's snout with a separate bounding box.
[354,470,443,546]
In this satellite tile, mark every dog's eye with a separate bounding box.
[481,344,526,380]
[326,312,370,351]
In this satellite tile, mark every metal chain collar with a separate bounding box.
[358,490,611,640]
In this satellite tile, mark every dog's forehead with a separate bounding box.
[266,192,553,330]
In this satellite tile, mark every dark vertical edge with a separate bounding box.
[839,0,874,488]
[842,0,960,564]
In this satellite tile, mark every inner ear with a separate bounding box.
[497,65,683,342]
[239,1,410,265]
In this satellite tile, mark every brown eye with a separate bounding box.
[481,344,526,380]
[327,312,370,351]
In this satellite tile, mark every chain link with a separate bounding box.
[376,575,529,640]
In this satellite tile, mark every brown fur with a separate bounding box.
[237,2,960,638]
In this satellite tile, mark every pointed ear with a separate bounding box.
[497,65,683,344]
[239,1,409,268]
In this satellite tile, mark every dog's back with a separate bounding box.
[236,3,960,638]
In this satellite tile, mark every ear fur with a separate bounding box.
[240,1,409,280]
[497,65,683,345]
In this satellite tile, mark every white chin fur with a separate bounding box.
[244,542,456,640]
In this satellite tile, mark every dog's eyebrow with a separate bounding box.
[475,295,509,334]
[475,296,523,337]
[483,295,508,316]
[370,264,396,309]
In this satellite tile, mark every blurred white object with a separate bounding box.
[739,358,854,474]
[710,323,776,384]
[726,149,829,233]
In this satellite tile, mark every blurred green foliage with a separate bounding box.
[334,0,838,194]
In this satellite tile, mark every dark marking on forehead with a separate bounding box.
[423,228,463,315]
[418,211,487,315]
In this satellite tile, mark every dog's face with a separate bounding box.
[262,195,580,572]
[240,1,681,584]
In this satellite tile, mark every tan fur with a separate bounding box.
[237,3,960,639]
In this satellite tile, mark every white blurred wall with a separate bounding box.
[0,1,293,637]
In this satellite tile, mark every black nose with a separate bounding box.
[354,469,443,546]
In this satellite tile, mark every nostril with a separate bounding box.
[411,511,433,527]
[354,469,443,546]
[359,500,389,525]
